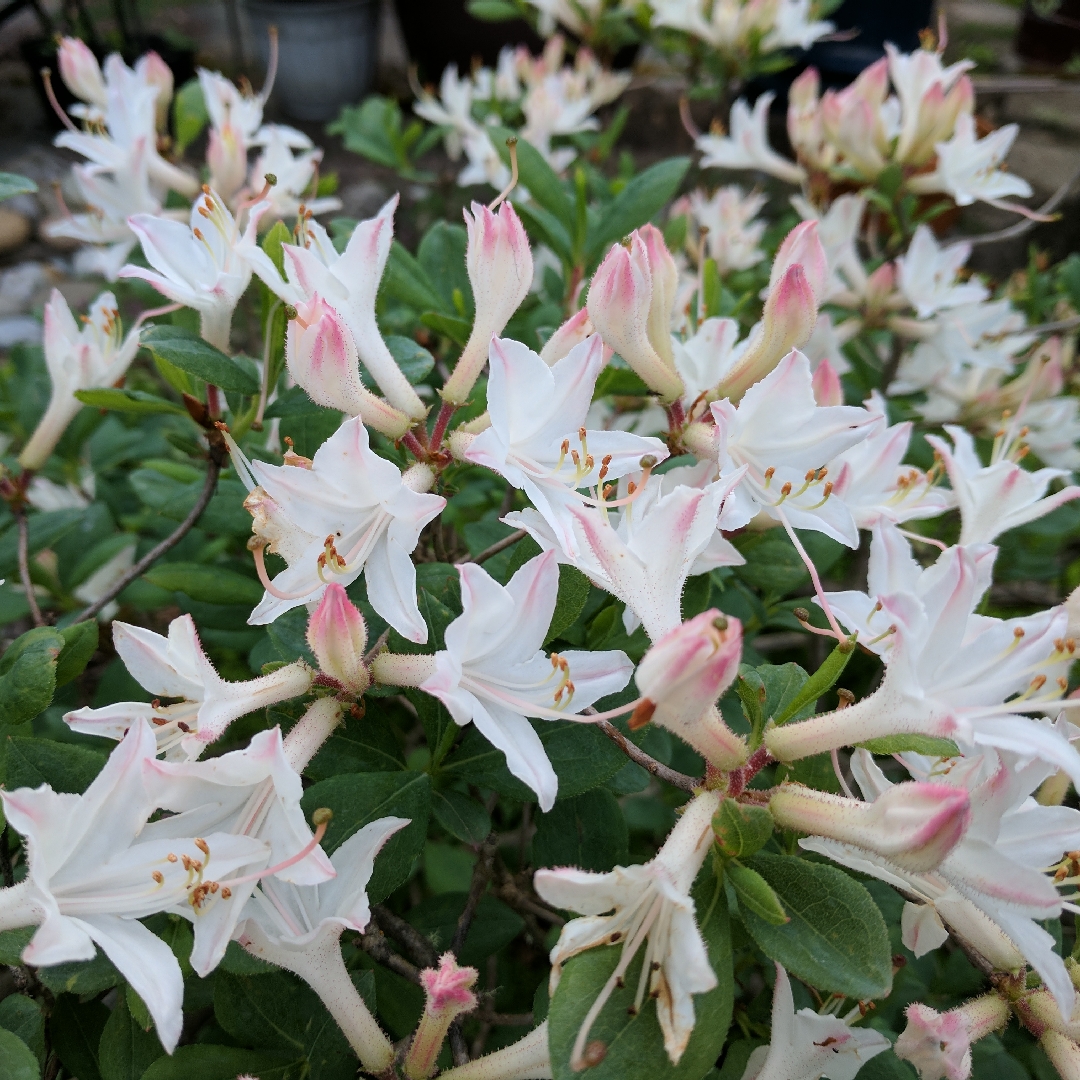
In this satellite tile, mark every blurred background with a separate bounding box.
[2,0,1080,343]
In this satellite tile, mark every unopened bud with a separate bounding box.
[633,609,745,766]
[404,954,479,1080]
[897,995,1010,1080]
[306,583,370,695]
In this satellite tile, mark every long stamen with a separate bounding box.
[251,542,318,600]
[488,137,519,210]
[776,507,845,641]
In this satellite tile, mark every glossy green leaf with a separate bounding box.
[432,788,492,843]
[533,788,628,872]
[421,310,472,346]
[773,639,856,725]
[713,799,773,859]
[0,1028,37,1080]
[56,620,100,687]
[143,563,263,605]
[141,1045,294,1080]
[586,157,691,264]
[305,703,406,779]
[859,735,960,756]
[36,948,122,996]
[0,173,36,200]
[546,565,591,644]
[0,626,62,724]
[548,865,733,1079]
[382,241,447,313]
[741,853,892,999]
[4,736,105,793]
[51,996,109,1080]
[301,771,431,902]
[74,388,188,415]
[98,990,164,1080]
[0,995,44,1064]
[727,861,788,926]
[141,325,260,395]
[442,719,627,800]
[385,335,436,384]
[172,79,208,155]
[214,970,354,1080]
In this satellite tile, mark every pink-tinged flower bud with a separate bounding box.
[1043,1032,1080,1080]
[540,307,595,365]
[788,67,826,167]
[57,37,106,108]
[864,261,898,319]
[287,295,410,438]
[441,201,533,406]
[770,780,970,872]
[716,268,818,401]
[631,610,746,767]
[637,223,679,370]
[404,954,479,1080]
[768,220,828,303]
[138,50,174,132]
[306,583,369,695]
[206,123,247,205]
[896,997,1010,1080]
[587,234,685,402]
[811,358,843,406]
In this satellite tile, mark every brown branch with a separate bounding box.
[15,507,45,627]
[355,925,421,985]
[363,627,391,666]
[1024,314,1080,336]
[75,459,221,622]
[372,904,438,968]
[967,159,1080,247]
[456,529,528,567]
[452,838,497,955]
[594,719,701,792]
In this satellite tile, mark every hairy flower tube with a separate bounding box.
[894,995,1010,1080]
[404,954,480,1079]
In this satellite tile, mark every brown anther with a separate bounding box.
[209,881,220,893]
[571,449,581,466]
[1059,677,1069,691]
[201,183,211,195]
[602,454,612,466]
[603,483,616,499]
[1015,627,1026,640]
[167,853,178,863]
[614,976,625,989]
[650,961,660,972]
[221,887,232,899]
[152,717,167,726]
[585,455,595,470]
[152,871,164,884]
[640,455,657,470]
[627,481,637,495]
[198,205,210,218]
[650,988,660,999]
[780,481,792,496]
[579,427,587,441]
[609,931,622,943]
[195,838,210,857]
[764,466,775,481]
[816,467,828,481]
[793,607,810,622]
[821,482,833,498]
[836,688,856,708]
[598,464,609,481]
[804,469,815,483]
[629,699,656,730]
[193,227,205,241]
[152,699,161,709]
[561,439,569,455]
[1056,865,1069,882]
[177,721,190,732]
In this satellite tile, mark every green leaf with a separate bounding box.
[301,771,431,902]
[593,366,651,397]
[141,1045,294,1080]
[305,703,406,779]
[143,563,263,605]
[98,990,164,1080]
[141,325,260,395]
[533,788,628,872]
[488,128,575,233]
[0,173,36,201]
[442,720,627,800]
[0,509,84,576]
[4,736,105,793]
[546,566,591,644]
[74,388,188,415]
[773,639,856,725]
[37,948,122,996]
[172,78,208,156]
[56,620,99,687]
[0,994,44,1065]
[741,853,892,999]
[548,865,733,1080]
[51,996,109,1080]
[261,220,292,277]
[382,241,447,313]
[0,1029,37,1080]
[586,157,691,265]
[385,336,435,384]
[727,861,787,925]
[859,734,961,756]
[0,626,63,724]
[214,970,354,1080]
[713,799,773,859]
[432,788,492,844]
[417,221,473,318]
[421,310,472,346]
[467,0,520,18]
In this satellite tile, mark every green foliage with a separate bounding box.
[0,1028,38,1080]
[0,174,37,201]
[141,325,261,395]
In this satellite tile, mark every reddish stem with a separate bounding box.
[726,746,774,799]
[430,401,456,449]
[207,384,222,419]
[402,430,427,461]
[666,398,686,430]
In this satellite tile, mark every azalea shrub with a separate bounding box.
[2,19,1080,1080]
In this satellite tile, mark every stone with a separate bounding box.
[0,207,31,254]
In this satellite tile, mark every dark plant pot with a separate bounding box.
[801,0,934,84]
[20,34,196,132]
[245,0,379,122]
[1016,1,1080,68]
[393,0,544,84]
